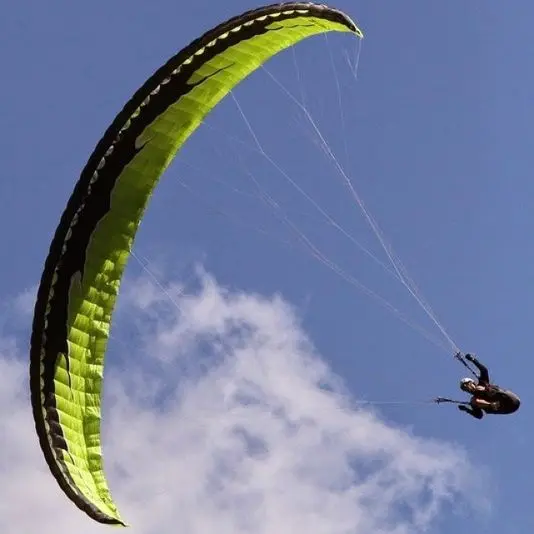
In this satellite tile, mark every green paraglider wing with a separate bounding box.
[29,2,362,526]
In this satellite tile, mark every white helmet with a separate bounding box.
[460,377,475,391]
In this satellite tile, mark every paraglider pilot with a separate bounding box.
[457,353,520,419]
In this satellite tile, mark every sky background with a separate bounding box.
[1,1,533,533]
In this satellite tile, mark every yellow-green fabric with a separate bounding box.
[30,3,362,526]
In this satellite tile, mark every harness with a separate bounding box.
[476,385,520,414]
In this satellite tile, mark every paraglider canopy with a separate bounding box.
[29,2,362,526]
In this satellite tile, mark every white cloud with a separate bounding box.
[0,269,487,533]
[12,284,37,317]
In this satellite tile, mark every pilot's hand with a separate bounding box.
[465,353,475,362]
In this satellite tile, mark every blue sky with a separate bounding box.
[1,1,533,532]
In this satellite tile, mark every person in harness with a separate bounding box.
[454,353,520,419]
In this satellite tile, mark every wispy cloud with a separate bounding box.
[1,269,487,533]
[12,284,37,317]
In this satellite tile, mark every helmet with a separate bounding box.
[460,377,475,391]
